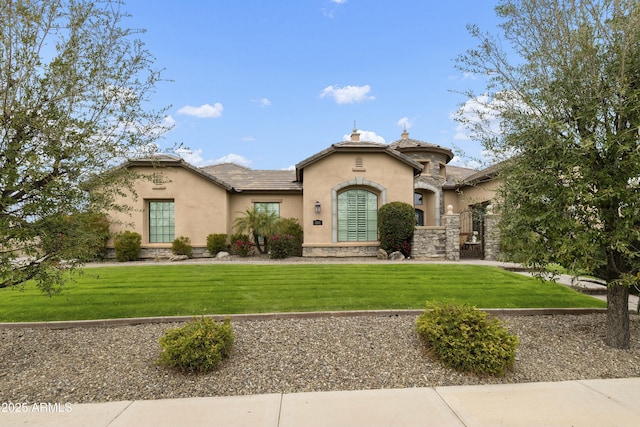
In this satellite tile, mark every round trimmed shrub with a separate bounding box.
[275,218,303,257]
[114,231,141,262]
[172,236,192,257]
[416,303,519,376]
[158,317,235,373]
[378,201,415,257]
[206,233,228,255]
[269,234,295,259]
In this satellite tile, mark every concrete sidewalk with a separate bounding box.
[3,377,639,427]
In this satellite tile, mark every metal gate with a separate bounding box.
[459,207,485,259]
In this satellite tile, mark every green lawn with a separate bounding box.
[0,264,605,322]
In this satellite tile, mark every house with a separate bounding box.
[106,129,499,259]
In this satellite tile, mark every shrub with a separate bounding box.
[206,233,228,255]
[275,217,303,257]
[269,234,295,259]
[158,317,235,374]
[41,211,111,261]
[229,233,253,256]
[378,201,415,257]
[172,236,192,257]
[415,303,519,376]
[114,231,141,262]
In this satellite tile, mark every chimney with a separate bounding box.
[351,128,360,142]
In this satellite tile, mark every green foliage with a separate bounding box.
[0,265,605,322]
[456,0,640,348]
[41,211,111,262]
[229,233,253,257]
[416,303,518,376]
[0,0,166,292]
[233,207,280,254]
[269,234,295,259]
[172,236,193,257]
[274,218,303,256]
[378,202,415,257]
[114,231,142,262]
[158,317,235,374]
[206,233,228,255]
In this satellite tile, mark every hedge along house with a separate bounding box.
[105,129,499,260]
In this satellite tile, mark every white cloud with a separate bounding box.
[177,103,224,118]
[178,149,252,167]
[252,98,271,107]
[163,115,176,127]
[213,153,252,167]
[448,155,482,169]
[174,148,212,166]
[450,94,502,141]
[320,85,375,104]
[241,136,256,142]
[331,0,347,3]
[342,129,385,144]
[282,165,296,171]
[396,117,413,129]
[449,72,479,81]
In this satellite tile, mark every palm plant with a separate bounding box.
[233,207,280,254]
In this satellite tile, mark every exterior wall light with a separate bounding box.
[315,201,321,214]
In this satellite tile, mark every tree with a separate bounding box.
[233,207,280,254]
[1,0,166,294]
[455,0,640,348]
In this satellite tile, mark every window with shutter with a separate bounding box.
[337,189,378,242]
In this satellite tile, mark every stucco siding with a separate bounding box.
[108,166,230,249]
[228,193,303,235]
[301,152,416,247]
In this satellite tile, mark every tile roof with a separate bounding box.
[443,165,480,187]
[201,163,301,192]
[388,137,454,162]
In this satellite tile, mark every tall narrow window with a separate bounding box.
[149,200,175,243]
[337,189,378,241]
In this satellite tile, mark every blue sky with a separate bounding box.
[125,0,501,170]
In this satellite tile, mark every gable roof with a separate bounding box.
[202,163,301,192]
[295,140,423,181]
[121,154,234,191]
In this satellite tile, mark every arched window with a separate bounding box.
[337,189,378,241]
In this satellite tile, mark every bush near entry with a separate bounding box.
[416,303,519,376]
[378,201,415,257]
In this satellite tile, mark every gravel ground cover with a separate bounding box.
[1,313,639,404]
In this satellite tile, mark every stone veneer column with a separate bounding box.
[483,205,501,261]
[443,205,460,261]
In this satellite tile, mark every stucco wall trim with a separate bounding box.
[331,178,387,243]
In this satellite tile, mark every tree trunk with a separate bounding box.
[606,284,630,349]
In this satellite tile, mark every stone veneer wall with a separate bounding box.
[106,247,211,260]
[483,213,500,261]
[411,212,460,260]
[302,244,379,258]
[412,227,446,259]
[444,213,460,261]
